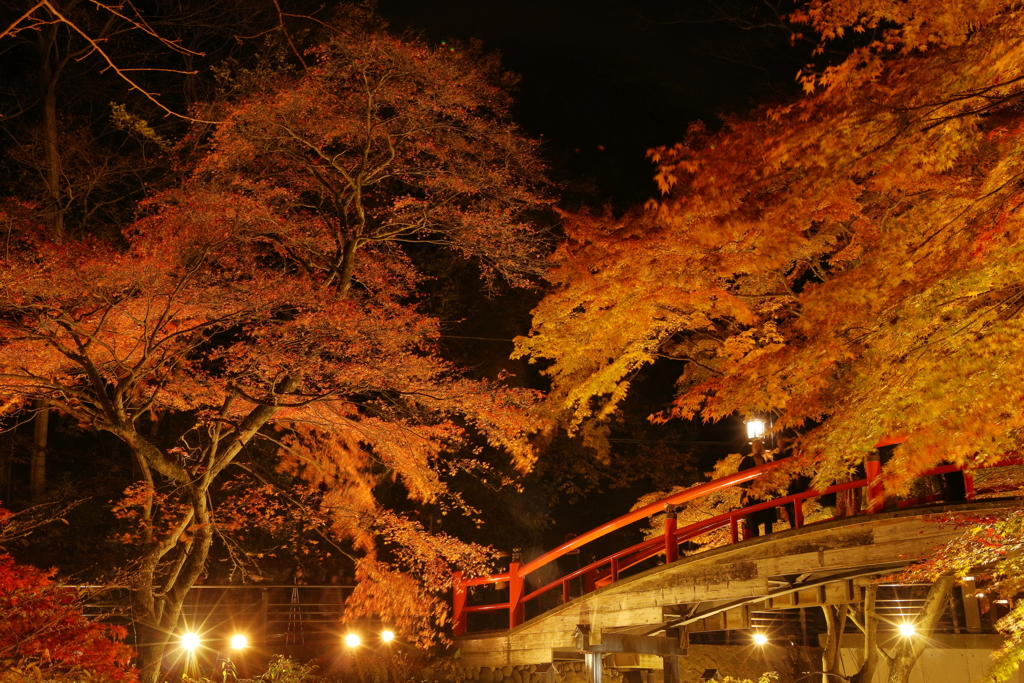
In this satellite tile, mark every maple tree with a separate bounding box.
[896,508,1024,682]
[516,2,1024,680]
[0,0,331,506]
[0,9,549,682]
[518,0,1024,493]
[0,505,136,682]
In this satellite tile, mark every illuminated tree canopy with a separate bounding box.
[518,1,1024,492]
[0,10,549,681]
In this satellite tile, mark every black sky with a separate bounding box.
[372,1,813,542]
[378,0,806,209]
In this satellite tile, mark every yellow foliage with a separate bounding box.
[519,6,1024,494]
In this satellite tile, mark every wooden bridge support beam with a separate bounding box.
[662,656,681,683]
[962,577,982,633]
[584,652,603,683]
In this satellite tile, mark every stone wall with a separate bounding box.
[455,661,623,683]
[449,645,820,683]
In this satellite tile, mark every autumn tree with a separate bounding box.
[0,9,549,682]
[518,0,1024,493]
[0,0,316,505]
[0,505,136,682]
[517,1,1024,679]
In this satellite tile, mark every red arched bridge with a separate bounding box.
[451,457,1019,682]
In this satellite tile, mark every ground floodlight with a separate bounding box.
[230,634,248,649]
[181,632,200,651]
[382,629,395,642]
[899,622,916,637]
[345,632,361,648]
[752,632,768,646]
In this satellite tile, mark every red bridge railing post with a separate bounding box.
[508,562,524,629]
[452,571,467,637]
[664,504,679,564]
[866,452,884,513]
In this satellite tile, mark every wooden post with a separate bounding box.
[452,571,467,636]
[964,470,976,501]
[563,580,571,604]
[610,557,619,583]
[508,562,524,629]
[662,656,681,683]
[260,588,269,646]
[729,515,739,544]
[664,505,678,564]
[962,577,982,633]
[584,652,603,683]
[866,452,884,513]
[792,498,804,529]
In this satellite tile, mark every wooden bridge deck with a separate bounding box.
[456,500,1010,669]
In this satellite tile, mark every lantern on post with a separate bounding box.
[745,417,766,442]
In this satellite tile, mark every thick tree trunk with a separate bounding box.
[821,603,848,683]
[884,577,955,683]
[30,400,49,501]
[131,505,214,683]
[850,584,879,683]
[120,393,288,683]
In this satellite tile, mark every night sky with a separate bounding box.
[373,0,811,546]
[379,0,806,209]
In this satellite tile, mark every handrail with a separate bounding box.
[452,457,1021,636]
[518,459,779,577]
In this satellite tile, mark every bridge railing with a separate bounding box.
[452,457,1021,636]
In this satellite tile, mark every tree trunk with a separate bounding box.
[131,506,215,683]
[31,400,49,501]
[884,577,955,683]
[821,603,848,683]
[37,22,66,243]
[850,583,879,683]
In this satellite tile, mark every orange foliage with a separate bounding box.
[0,542,136,681]
[519,4,1024,494]
[0,14,548,677]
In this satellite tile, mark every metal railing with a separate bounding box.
[85,584,355,646]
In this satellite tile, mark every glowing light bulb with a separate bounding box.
[752,633,768,646]
[181,632,200,651]
[382,630,395,642]
[230,634,248,649]
[899,622,916,637]
[345,633,361,648]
